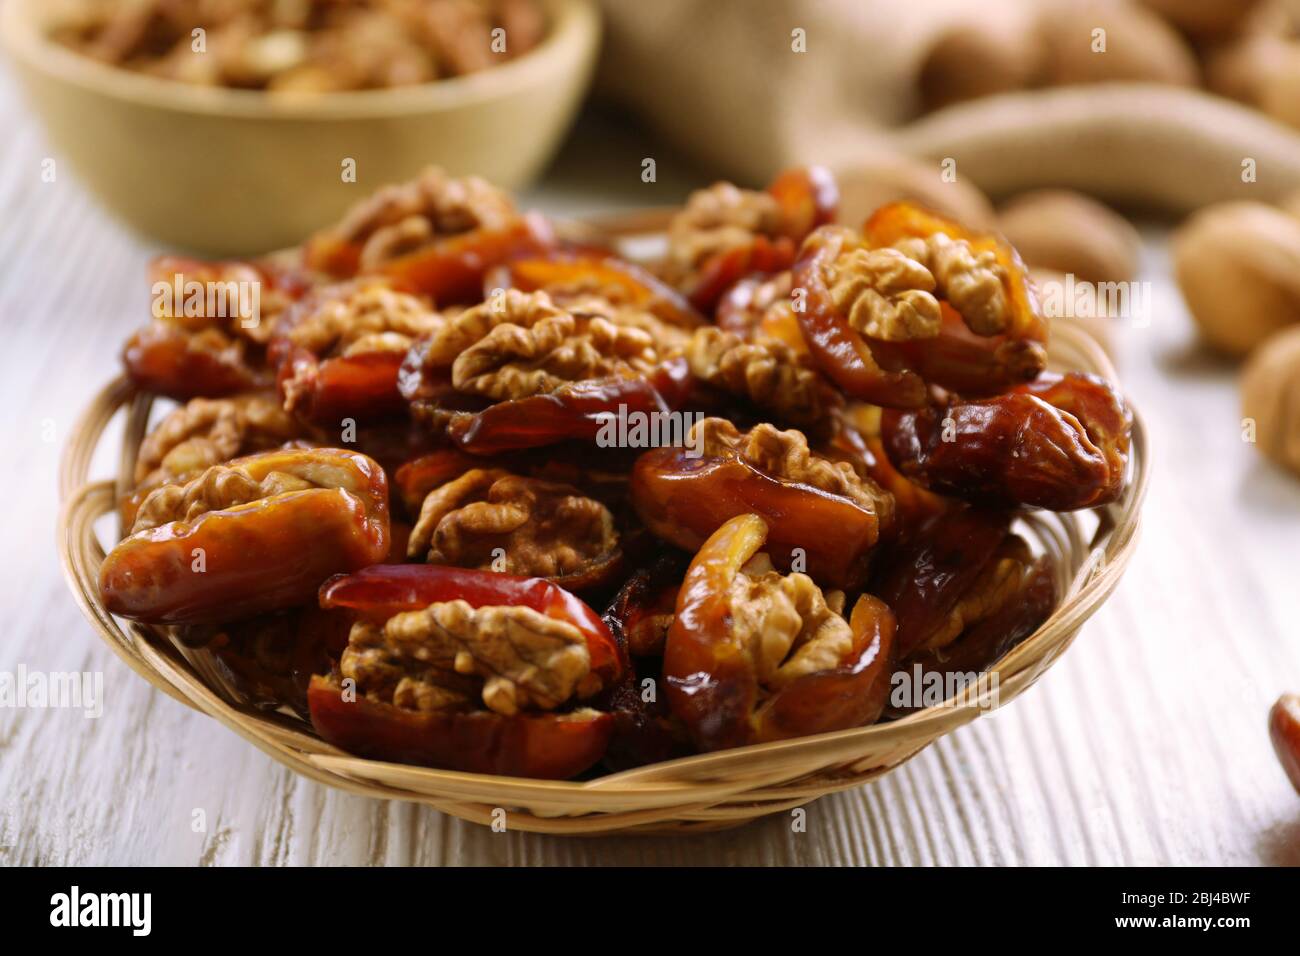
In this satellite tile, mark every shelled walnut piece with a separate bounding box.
[279,280,442,358]
[420,289,667,400]
[807,225,1013,341]
[729,553,853,692]
[686,326,840,426]
[133,393,300,487]
[890,234,1009,336]
[824,243,943,341]
[663,182,785,286]
[150,258,296,346]
[341,600,600,717]
[131,464,318,534]
[408,469,618,578]
[332,166,519,270]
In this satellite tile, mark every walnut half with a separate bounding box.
[333,166,518,270]
[408,469,619,582]
[131,464,315,534]
[729,553,854,693]
[340,600,599,717]
[686,326,841,426]
[421,289,664,401]
[826,244,942,342]
[281,279,442,358]
[892,233,1010,336]
[664,181,785,285]
[134,393,300,488]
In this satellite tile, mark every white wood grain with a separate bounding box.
[1,67,1298,867]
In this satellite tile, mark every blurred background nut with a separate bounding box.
[997,189,1140,284]
[1199,0,1297,104]
[1138,0,1266,38]
[1258,42,1300,129]
[1277,187,1300,219]
[1172,202,1300,356]
[1240,325,1300,476]
[1203,32,1293,105]
[1037,0,1199,88]
[917,8,1044,113]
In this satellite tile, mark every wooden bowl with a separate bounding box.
[57,211,1149,834]
[1,0,599,256]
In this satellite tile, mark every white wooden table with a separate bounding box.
[2,69,1298,866]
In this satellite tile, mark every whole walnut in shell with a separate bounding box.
[1258,41,1300,130]
[1173,202,1300,357]
[1241,325,1300,476]
[997,190,1140,285]
[917,8,1044,112]
[1037,0,1199,88]
[1138,0,1265,38]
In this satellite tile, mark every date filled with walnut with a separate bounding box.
[97,164,1136,778]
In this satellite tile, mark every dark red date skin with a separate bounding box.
[305,214,555,304]
[881,372,1131,511]
[887,557,1056,716]
[319,564,625,685]
[602,553,688,658]
[308,676,613,779]
[630,442,885,591]
[1269,694,1300,795]
[442,359,693,455]
[277,347,410,426]
[869,303,1047,397]
[664,514,895,752]
[100,449,390,626]
[870,506,1017,660]
[124,322,268,400]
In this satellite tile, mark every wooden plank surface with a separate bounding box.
[1,70,1298,867]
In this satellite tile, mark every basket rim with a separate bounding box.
[55,215,1149,829]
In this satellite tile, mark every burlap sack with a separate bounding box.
[597,0,1300,214]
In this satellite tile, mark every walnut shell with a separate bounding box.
[1240,324,1300,476]
[1279,187,1300,220]
[1258,41,1300,129]
[917,10,1044,113]
[1138,0,1266,38]
[1201,30,1294,104]
[1038,0,1199,88]
[1172,202,1300,357]
[997,190,1140,285]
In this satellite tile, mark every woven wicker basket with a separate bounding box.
[57,212,1148,835]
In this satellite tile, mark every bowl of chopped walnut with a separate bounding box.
[0,0,598,254]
